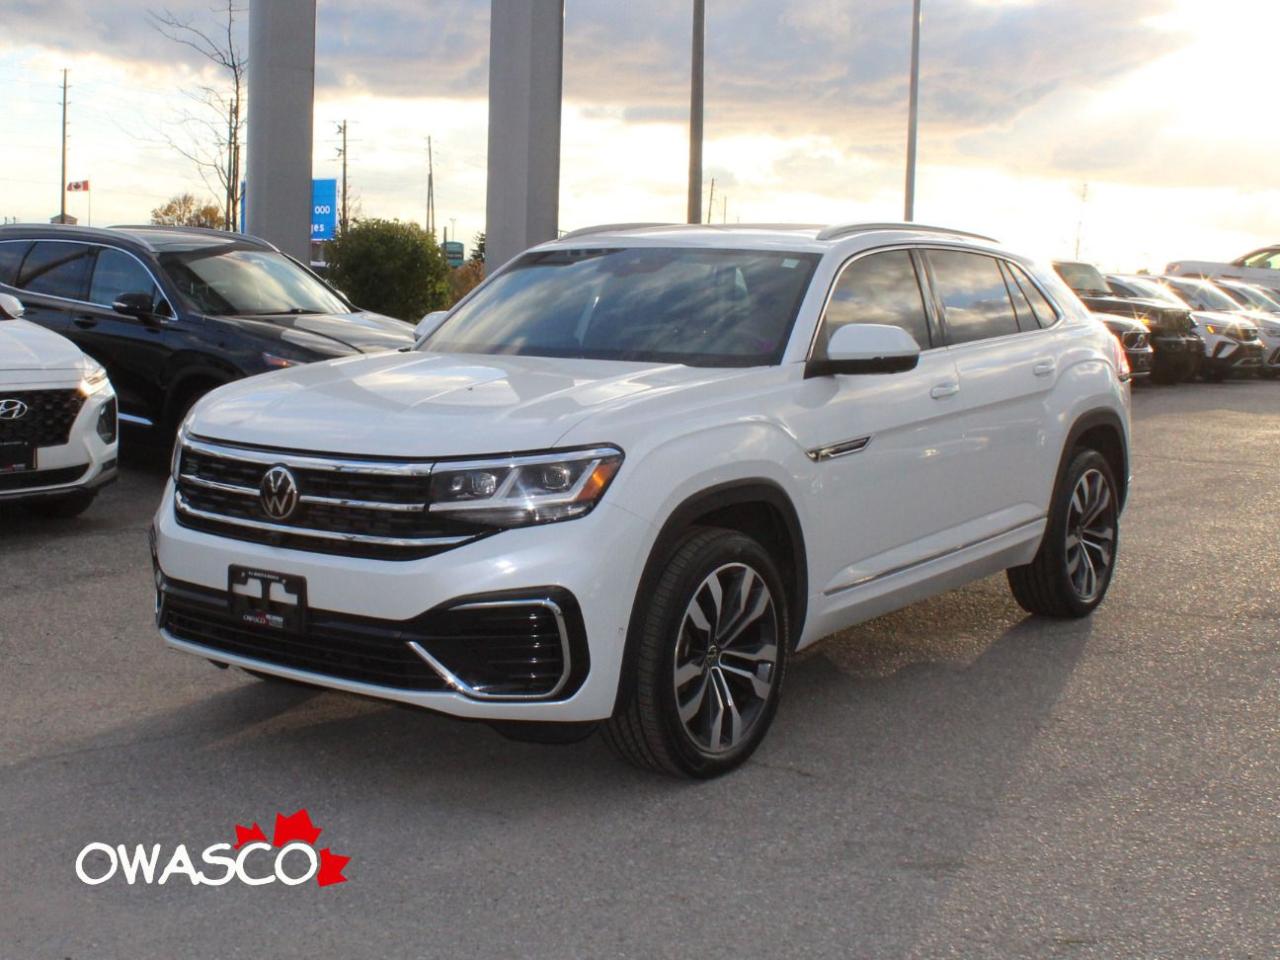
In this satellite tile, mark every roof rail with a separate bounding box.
[558,222,674,240]
[816,222,997,243]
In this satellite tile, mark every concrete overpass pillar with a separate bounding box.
[246,0,317,262]
[485,0,564,270]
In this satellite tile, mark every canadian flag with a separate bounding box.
[67,180,90,192]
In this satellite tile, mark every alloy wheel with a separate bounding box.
[1065,468,1116,603]
[672,562,779,754]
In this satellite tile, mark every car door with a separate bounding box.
[76,245,178,423]
[924,249,1065,539]
[788,247,969,595]
[10,240,94,346]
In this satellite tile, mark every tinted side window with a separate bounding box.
[999,261,1037,332]
[1008,263,1060,328]
[90,248,159,308]
[818,250,931,354]
[0,241,31,286]
[19,242,93,300]
[929,251,1020,344]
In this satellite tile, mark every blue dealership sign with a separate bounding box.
[239,178,339,240]
[310,179,337,240]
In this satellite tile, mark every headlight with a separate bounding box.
[428,447,623,527]
[78,358,110,396]
[262,352,301,369]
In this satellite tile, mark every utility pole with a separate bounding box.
[687,0,705,224]
[722,194,727,225]
[904,0,922,221]
[335,120,349,233]
[1074,182,1089,260]
[426,136,436,240]
[706,177,715,225]
[59,69,68,222]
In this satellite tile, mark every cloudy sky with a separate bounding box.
[2,0,1276,270]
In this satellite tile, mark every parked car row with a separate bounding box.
[1054,258,1280,383]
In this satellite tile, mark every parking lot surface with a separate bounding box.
[2,382,1277,958]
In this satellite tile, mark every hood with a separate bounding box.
[1192,311,1256,333]
[0,319,90,377]
[189,351,743,458]
[222,310,414,355]
[1080,295,1191,332]
[1089,312,1144,334]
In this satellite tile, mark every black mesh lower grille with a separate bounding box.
[0,389,84,446]
[159,579,587,698]
[0,464,89,492]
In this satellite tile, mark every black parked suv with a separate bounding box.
[0,225,413,431]
[1053,260,1200,383]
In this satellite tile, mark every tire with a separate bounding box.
[1008,448,1119,618]
[602,527,790,778]
[28,490,96,518]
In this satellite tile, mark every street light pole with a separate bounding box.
[687,0,705,224]
[904,0,922,222]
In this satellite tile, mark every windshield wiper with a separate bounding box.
[245,308,318,316]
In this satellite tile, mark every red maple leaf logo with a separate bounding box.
[316,848,351,887]
[272,809,322,847]
[233,822,267,849]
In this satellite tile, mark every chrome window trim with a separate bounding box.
[407,597,573,701]
[6,238,175,317]
[174,491,470,548]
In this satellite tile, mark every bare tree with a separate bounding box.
[149,2,246,231]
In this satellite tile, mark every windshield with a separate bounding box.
[1224,283,1280,313]
[423,247,820,366]
[1055,262,1110,295]
[159,247,350,316]
[1121,277,1186,307]
[1165,278,1240,312]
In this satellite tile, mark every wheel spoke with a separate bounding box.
[705,573,725,637]
[719,583,771,648]
[720,642,777,666]
[719,661,773,700]
[678,674,709,723]
[711,667,743,747]
[674,659,705,689]
[705,673,726,748]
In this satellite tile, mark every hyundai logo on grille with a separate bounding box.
[260,465,300,520]
[0,399,29,420]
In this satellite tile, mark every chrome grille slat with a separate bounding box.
[174,437,485,560]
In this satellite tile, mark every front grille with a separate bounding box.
[175,438,489,560]
[0,463,88,492]
[0,389,84,446]
[159,578,586,699]
[1269,348,1280,366]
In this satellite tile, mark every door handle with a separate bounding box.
[930,380,960,399]
[1032,359,1056,377]
[73,315,99,329]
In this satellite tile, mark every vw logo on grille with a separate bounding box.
[0,399,29,421]
[260,465,300,520]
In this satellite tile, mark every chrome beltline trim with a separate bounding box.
[408,598,573,701]
[175,491,471,548]
[825,516,1046,596]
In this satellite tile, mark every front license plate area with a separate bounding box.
[0,441,35,474]
[228,565,307,633]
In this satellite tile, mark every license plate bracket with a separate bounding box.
[228,565,307,633]
[0,441,35,474]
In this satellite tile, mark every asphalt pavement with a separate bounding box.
[1,381,1277,959]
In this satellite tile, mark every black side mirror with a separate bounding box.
[112,292,160,321]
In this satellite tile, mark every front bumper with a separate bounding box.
[0,386,118,502]
[1203,338,1264,375]
[152,486,654,722]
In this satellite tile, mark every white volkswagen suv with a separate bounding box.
[0,293,118,516]
[152,223,1130,777]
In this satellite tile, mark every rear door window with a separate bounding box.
[1007,263,1060,328]
[0,240,31,286]
[18,242,93,300]
[928,251,1021,344]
